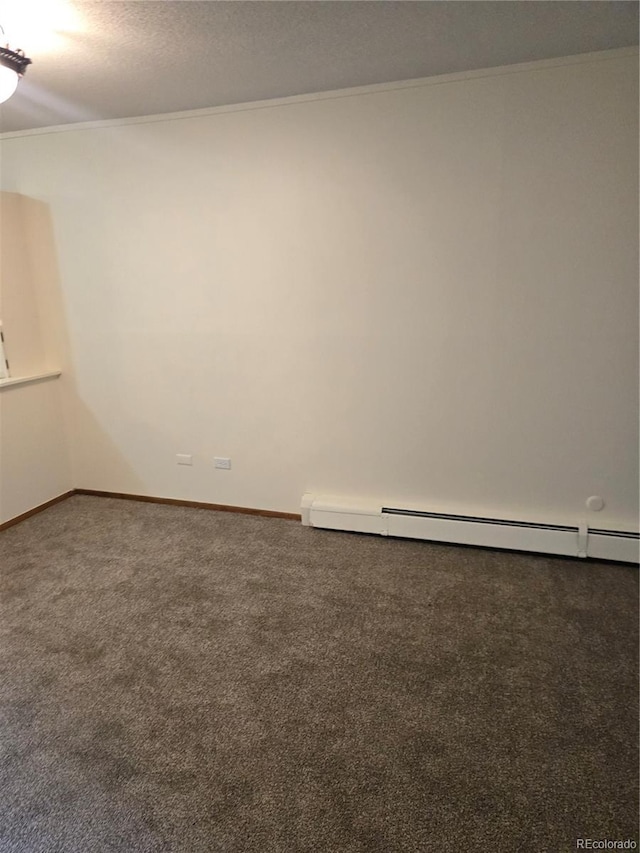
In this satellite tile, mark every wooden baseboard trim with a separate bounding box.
[0,490,76,532]
[73,489,302,521]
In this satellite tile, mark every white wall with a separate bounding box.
[1,49,637,529]
[0,380,71,523]
[0,193,73,523]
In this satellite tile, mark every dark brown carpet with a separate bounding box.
[0,495,637,852]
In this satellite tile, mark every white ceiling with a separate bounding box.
[0,1,637,134]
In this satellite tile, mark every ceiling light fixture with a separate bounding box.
[0,26,31,105]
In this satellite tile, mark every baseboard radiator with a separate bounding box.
[301,495,639,564]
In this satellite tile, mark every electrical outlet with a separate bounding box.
[214,457,231,470]
[176,454,193,466]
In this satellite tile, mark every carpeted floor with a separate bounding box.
[0,495,637,853]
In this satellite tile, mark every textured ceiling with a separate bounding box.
[0,1,638,134]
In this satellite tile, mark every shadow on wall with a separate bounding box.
[27,196,144,496]
[0,193,141,521]
[70,395,146,495]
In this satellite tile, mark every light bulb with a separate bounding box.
[0,64,18,104]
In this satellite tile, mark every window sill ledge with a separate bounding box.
[0,370,62,390]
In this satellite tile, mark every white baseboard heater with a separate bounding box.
[301,495,639,564]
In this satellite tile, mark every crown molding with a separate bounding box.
[1,46,637,141]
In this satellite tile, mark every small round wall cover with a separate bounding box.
[586,495,605,512]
